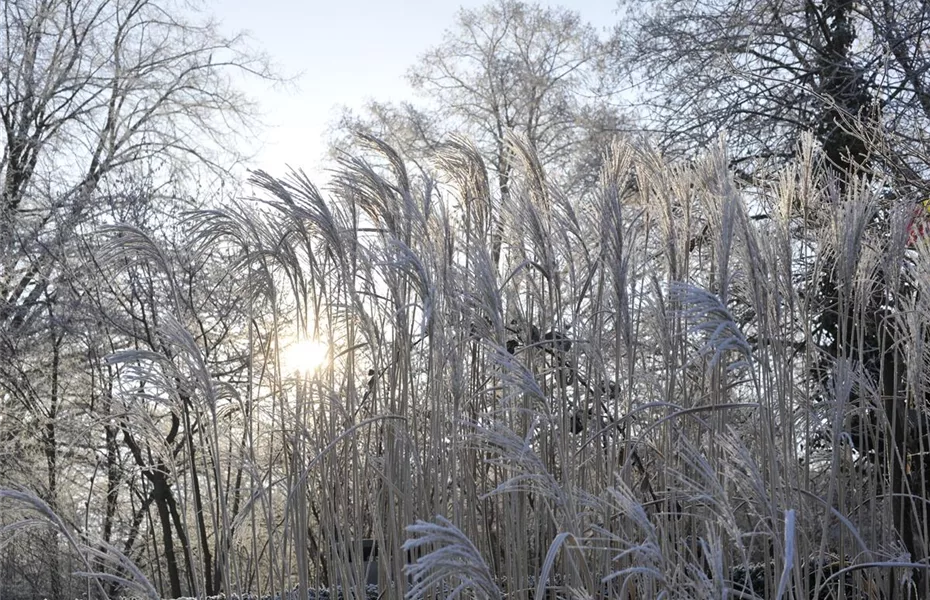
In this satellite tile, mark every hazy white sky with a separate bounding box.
[210,0,620,182]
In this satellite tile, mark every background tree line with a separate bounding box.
[2,0,930,598]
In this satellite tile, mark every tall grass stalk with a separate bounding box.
[4,133,929,599]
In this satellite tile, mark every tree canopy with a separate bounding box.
[614,0,930,188]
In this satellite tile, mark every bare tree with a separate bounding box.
[614,0,930,186]
[336,0,623,267]
[0,2,272,597]
[0,0,272,333]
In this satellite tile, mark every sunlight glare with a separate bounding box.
[284,339,329,374]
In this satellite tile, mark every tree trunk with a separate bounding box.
[181,398,214,594]
[44,324,62,600]
[152,476,183,599]
[123,422,189,598]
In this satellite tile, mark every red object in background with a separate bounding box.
[907,199,930,246]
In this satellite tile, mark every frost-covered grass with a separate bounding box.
[4,133,929,599]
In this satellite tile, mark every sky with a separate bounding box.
[210,0,620,184]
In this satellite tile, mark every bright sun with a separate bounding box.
[283,339,329,374]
